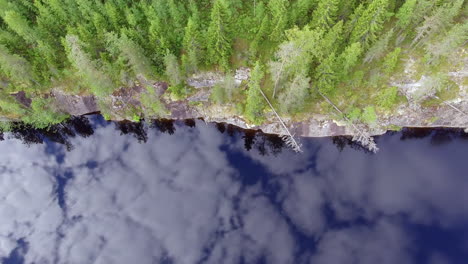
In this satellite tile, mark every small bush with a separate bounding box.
[347,107,362,121]
[361,106,377,125]
[377,86,399,110]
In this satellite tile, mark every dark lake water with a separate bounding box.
[1,115,468,264]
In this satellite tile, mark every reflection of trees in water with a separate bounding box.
[333,128,468,152]
[184,119,196,128]
[2,116,95,150]
[400,128,433,141]
[115,121,148,143]
[216,123,285,155]
[150,119,176,135]
[6,115,467,154]
[332,136,376,154]
[401,128,468,146]
[115,119,181,142]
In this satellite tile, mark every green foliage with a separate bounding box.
[338,42,363,79]
[211,74,237,104]
[268,0,288,41]
[315,53,338,95]
[395,0,417,30]
[182,17,203,74]
[244,61,266,124]
[0,121,13,132]
[140,85,166,118]
[164,52,183,87]
[361,106,377,125]
[376,86,399,110]
[0,44,36,87]
[310,0,340,30]
[350,0,390,48]
[106,33,155,79]
[207,0,232,70]
[0,95,27,116]
[278,71,310,114]
[0,0,464,128]
[21,98,69,129]
[64,35,114,97]
[426,22,468,63]
[382,47,401,75]
[347,107,362,122]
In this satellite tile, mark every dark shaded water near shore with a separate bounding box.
[1,115,468,264]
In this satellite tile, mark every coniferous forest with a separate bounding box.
[0,0,466,129]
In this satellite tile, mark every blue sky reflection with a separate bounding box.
[0,118,468,264]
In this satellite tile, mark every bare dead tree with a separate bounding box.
[257,87,303,153]
[318,91,379,153]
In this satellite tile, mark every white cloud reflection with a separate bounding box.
[0,121,468,264]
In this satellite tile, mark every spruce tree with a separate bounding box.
[245,61,266,124]
[310,0,340,30]
[0,44,36,86]
[206,0,232,70]
[63,35,114,97]
[350,0,390,48]
[268,0,288,41]
[182,17,202,74]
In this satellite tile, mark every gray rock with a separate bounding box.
[53,91,98,116]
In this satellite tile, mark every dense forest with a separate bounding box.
[0,0,466,129]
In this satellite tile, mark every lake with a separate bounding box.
[1,115,468,264]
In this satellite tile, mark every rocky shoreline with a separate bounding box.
[8,63,468,138]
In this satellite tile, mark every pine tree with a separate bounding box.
[250,13,270,55]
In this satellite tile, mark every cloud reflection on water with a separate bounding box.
[0,119,468,264]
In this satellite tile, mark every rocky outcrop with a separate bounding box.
[52,90,98,116]
[17,65,468,138]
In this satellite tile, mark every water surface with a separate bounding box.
[1,116,468,264]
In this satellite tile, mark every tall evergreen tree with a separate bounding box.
[64,35,114,97]
[182,17,203,74]
[268,0,288,41]
[2,10,39,44]
[0,44,36,86]
[206,0,232,70]
[245,61,266,124]
[350,0,390,48]
[310,0,340,30]
[395,0,417,30]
